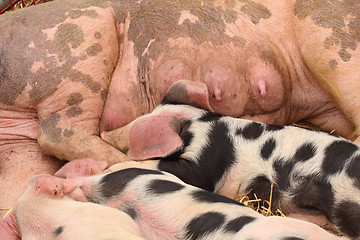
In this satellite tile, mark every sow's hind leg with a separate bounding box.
[22,1,130,164]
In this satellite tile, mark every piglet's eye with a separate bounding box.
[54,190,57,195]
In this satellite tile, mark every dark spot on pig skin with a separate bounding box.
[0,54,24,105]
[66,106,83,118]
[224,216,256,233]
[260,138,276,160]
[111,0,249,82]
[293,142,316,162]
[101,89,108,101]
[121,202,140,221]
[346,155,360,189]
[236,122,264,140]
[265,124,284,131]
[185,212,226,240]
[294,0,360,63]
[98,168,163,199]
[54,23,85,62]
[198,112,223,122]
[192,189,243,206]
[292,178,334,221]
[68,69,101,93]
[160,121,236,192]
[67,93,83,106]
[86,43,102,57]
[146,179,185,195]
[338,48,352,62]
[240,1,272,25]
[94,31,102,39]
[260,50,287,83]
[333,201,360,238]
[68,9,99,19]
[0,1,105,106]
[322,140,358,175]
[329,59,338,69]
[63,129,74,138]
[245,175,281,211]
[52,226,63,238]
[273,158,294,191]
[40,113,63,143]
[118,33,125,44]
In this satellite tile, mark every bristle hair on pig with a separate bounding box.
[102,103,360,239]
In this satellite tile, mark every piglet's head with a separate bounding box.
[27,175,79,199]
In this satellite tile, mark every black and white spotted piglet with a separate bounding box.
[102,103,360,239]
[60,164,340,240]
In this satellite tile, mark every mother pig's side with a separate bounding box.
[1,0,360,216]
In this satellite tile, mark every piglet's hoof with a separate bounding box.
[54,158,108,178]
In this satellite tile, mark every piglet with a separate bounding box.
[56,159,342,240]
[0,174,145,240]
[102,103,360,239]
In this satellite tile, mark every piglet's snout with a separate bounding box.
[29,175,79,199]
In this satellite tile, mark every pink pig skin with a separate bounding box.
[1,0,360,217]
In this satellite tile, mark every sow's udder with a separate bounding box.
[151,53,285,119]
[153,57,248,117]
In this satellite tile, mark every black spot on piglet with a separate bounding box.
[224,216,256,233]
[292,178,334,220]
[245,175,281,211]
[281,237,305,240]
[333,201,360,238]
[261,138,276,160]
[99,168,163,199]
[146,179,185,195]
[185,212,225,240]
[53,226,63,238]
[322,140,358,175]
[293,142,316,162]
[121,202,140,221]
[198,112,223,122]
[192,189,244,206]
[346,155,360,189]
[236,122,264,140]
[265,124,284,131]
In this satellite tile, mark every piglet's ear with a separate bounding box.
[127,115,183,160]
[54,158,108,178]
[163,80,213,112]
